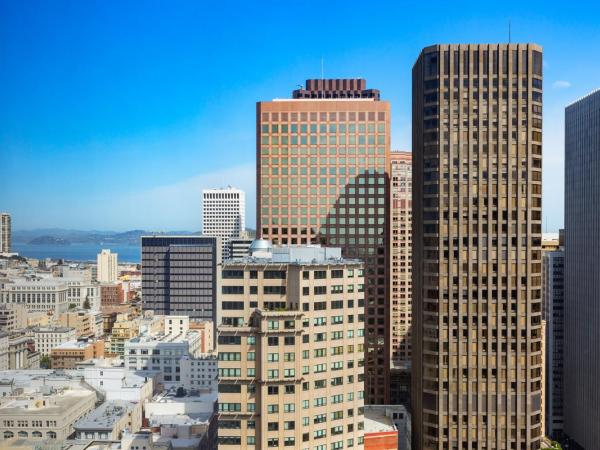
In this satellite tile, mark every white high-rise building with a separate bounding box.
[97,249,118,283]
[202,186,245,261]
[0,213,11,253]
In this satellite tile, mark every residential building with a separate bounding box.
[202,186,246,260]
[543,249,564,439]
[101,282,123,306]
[180,353,218,390]
[217,243,366,449]
[1,278,70,314]
[74,400,141,441]
[412,44,544,449]
[97,249,118,283]
[57,309,99,338]
[0,303,27,331]
[141,236,220,323]
[33,326,77,356]
[0,374,97,442]
[389,151,413,405]
[51,338,105,369]
[0,212,11,253]
[107,313,140,356]
[564,88,600,449]
[124,330,201,386]
[190,319,214,353]
[257,79,390,403]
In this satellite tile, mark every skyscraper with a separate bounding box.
[390,151,413,368]
[217,243,366,450]
[202,187,246,261]
[564,88,600,449]
[542,247,564,439]
[141,236,220,324]
[0,213,11,253]
[412,44,544,449]
[257,78,390,403]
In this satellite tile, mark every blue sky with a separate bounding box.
[1,1,599,232]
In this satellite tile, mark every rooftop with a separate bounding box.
[74,400,135,431]
[54,339,96,350]
[0,388,95,417]
[127,330,198,345]
[363,405,399,433]
[225,244,362,266]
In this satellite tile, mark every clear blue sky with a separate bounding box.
[1,0,599,232]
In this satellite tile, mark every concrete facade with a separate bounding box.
[202,187,246,261]
[564,88,600,449]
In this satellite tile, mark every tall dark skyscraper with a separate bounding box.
[141,236,220,325]
[564,89,600,449]
[412,44,544,449]
[257,79,391,403]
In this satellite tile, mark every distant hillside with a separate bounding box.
[13,229,201,245]
[28,235,71,245]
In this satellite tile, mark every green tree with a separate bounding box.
[40,355,51,369]
[83,298,91,309]
[542,442,562,450]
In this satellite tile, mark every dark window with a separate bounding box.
[533,50,542,76]
[218,384,241,393]
[222,286,244,294]
[222,301,244,310]
[222,270,244,279]
[218,335,241,345]
[264,270,286,279]
[284,336,295,345]
[268,337,279,346]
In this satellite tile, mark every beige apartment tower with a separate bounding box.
[257,79,390,403]
[0,213,11,253]
[412,44,543,449]
[217,243,366,449]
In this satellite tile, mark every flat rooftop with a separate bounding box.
[364,406,398,433]
[74,400,135,431]
[128,330,198,344]
[0,388,95,417]
[225,245,361,266]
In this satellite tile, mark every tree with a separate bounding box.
[542,442,562,450]
[83,298,91,310]
[40,355,51,369]
[68,303,77,310]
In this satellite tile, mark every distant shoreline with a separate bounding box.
[11,242,141,264]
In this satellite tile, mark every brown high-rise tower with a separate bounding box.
[257,78,391,403]
[412,44,543,449]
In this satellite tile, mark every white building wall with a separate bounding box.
[202,187,246,261]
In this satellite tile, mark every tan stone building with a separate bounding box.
[218,243,366,449]
[0,303,27,331]
[0,381,96,442]
[57,309,97,338]
[51,338,105,369]
[257,79,391,403]
[412,44,544,449]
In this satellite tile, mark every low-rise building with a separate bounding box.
[0,375,97,442]
[74,400,141,441]
[179,354,217,390]
[51,338,105,369]
[189,320,213,353]
[33,326,77,356]
[0,303,27,331]
[363,405,411,450]
[1,278,70,314]
[57,310,98,338]
[124,331,201,387]
[101,283,123,306]
[65,278,101,311]
[108,313,140,356]
[8,333,40,369]
[73,359,155,403]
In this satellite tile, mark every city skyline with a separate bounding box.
[2,1,600,231]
